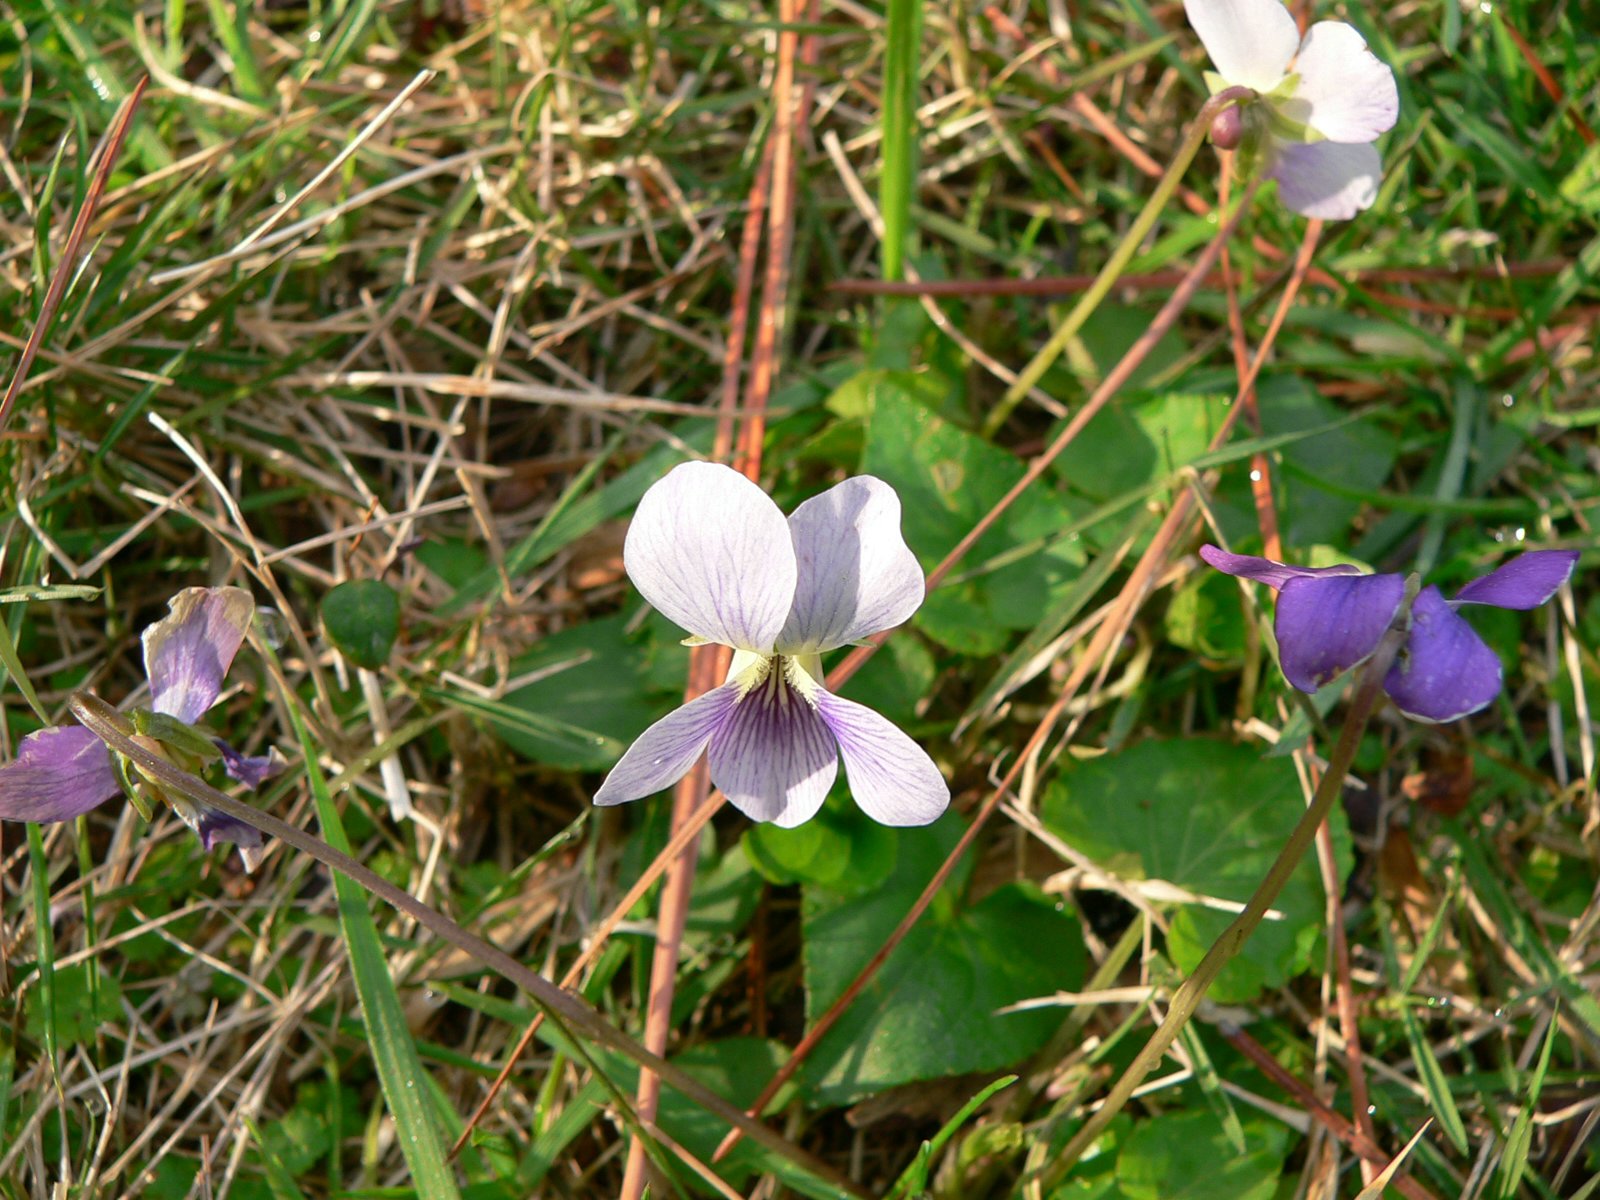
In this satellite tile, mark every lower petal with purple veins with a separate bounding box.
[0,725,122,824]
[1275,572,1406,692]
[1383,586,1503,722]
[1269,140,1384,221]
[814,690,949,827]
[594,682,742,807]
[707,667,837,826]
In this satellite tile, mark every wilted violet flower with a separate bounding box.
[0,587,280,869]
[1201,545,1579,721]
[1186,0,1399,219]
[595,462,950,827]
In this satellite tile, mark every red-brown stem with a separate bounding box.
[1496,10,1596,145]
[0,78,148,436]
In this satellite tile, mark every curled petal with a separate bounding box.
[1285,21,1399,143]
[1269,140,1383,220]
[169,796,268,872]
[1183,0,1299,91]
[1454,550,1579,610]
[624,462,798,653]
[594,683,742,807]
[217,740,286,789]
[1275,572,1406,692]
[1384,586,1503,722]
[776,476,925,654]
[708,670,837,826]
[1200,544,1366,591]
[144,587,256,724]
[814,691,949,827]
[0,725,121,823]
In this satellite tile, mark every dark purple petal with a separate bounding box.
[0,725,121,823]
[1275,572,1406,692]
[1454,550,1579,610]
[216,740,285,790]
[170,797,268,872]
[143,588,256,724]
[814,690,948,826]
[1200,544,1366,592]
[707,665,837,826]
[593,682,741,807]
[1383,586,1503,722]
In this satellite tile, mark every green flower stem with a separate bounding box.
[1053,574,1420,1175]
[981,85,1255,438]
[67,691,867,1200]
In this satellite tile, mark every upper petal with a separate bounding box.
[1383,586,1503,722]
[594,682,742,807]
[776,476,925,654]
[623,462,798,653]
[0,725,121,823]
[1200,544,1366,591]
[1284,21,1399,143]
[707,668,837,826]
[814,690,949,827]
[1269,140,1383,220]
[1183,0,1299,91]
[143,587,256,724]
[1275,572,1406,692]
[1454,550,1579,610]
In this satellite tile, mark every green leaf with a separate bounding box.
[321,580,401,670]
[800,819,1086,1104]
[1114,1110,1290,1200]
[24,962,121,1044]
[1041,738,1347,1002]
[863,381,1083,655]
[744,793,897,894]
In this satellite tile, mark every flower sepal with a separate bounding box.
[132,709,225,766]
[110,748,156,823]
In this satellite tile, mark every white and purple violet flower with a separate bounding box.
[1201,545,1579,721]
[0,587,279,869]
[595,462,950,828]
[1186,0,1399,219]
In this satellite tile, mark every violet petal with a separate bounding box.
[1200,544,1365,591]
[170,797,268,872]
[1383,586,1503,722]
[143,588,256,724]
[1454,550,1579,610]
[1275,572,1406,692]
[593,682,741,807]
[0,725,121,824]
[814,690,949,827]
[1283,21,1399,143]
[707,669,837,826]
[216,739,286,790]
[1182,0,1299,92]
[1268,140,1384,221]
[622,462,798,653]
[776,476,925,654]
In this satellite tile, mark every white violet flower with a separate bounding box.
[1186,0,1399,219]
[594,462,950,828]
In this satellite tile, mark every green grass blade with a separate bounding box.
[1400,1007,1469,1154]
[879,0,921,281]
[1496,1006,1561,1200]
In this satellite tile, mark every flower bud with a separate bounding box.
[1210,105,1244,150]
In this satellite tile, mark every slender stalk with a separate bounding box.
[67,693,867,1200]
[1051,575,1420,1173]
[980,85,1253,436]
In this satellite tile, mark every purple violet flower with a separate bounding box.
[594,462,950,827]
[1185,0,1399,219]
[1200,545,1579,722]
[0,587,282,870]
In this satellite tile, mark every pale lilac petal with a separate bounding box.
[0,725,120,823]
[776,476,925,654]
[1183,0,1299,91]
[707,671,837,826]
[623,462,797,653]
[594,683,742,806]
[1384,586,1502,722]
[1200,544,1365,591]
[170,798,268,872]
[814,691,949,827]
[1454,550,1579,610]
[143,588,256,724]
[1269,140,1383,220]
[216,740,285,790]
[1275,572,1406,692]
[1284,21,1399,143]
